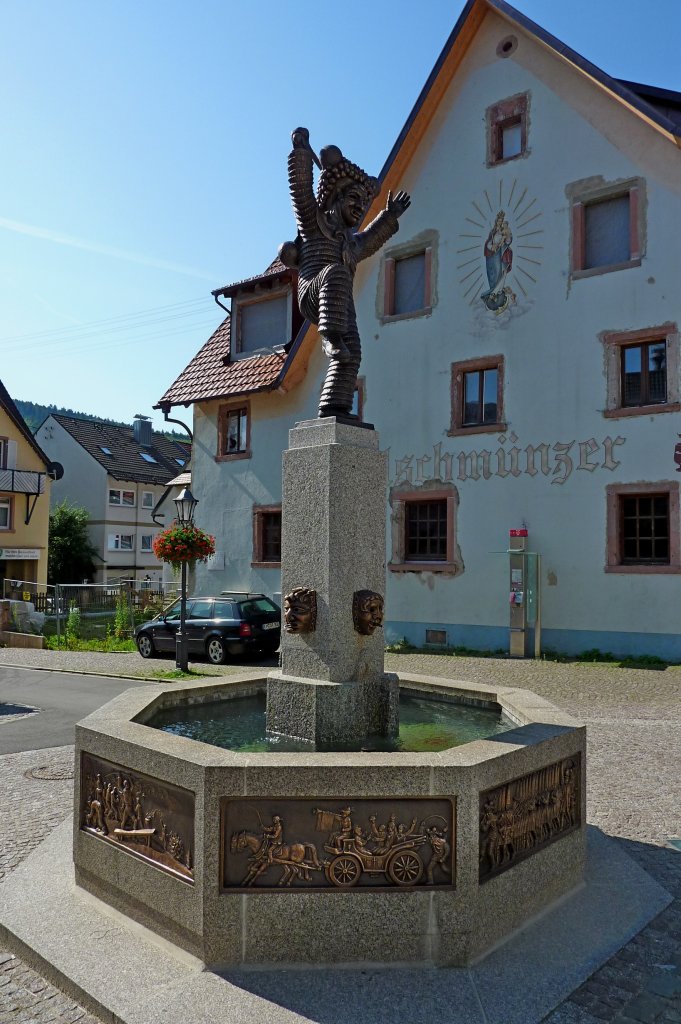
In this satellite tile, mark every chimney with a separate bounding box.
[133,415,153,447]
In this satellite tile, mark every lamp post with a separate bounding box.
[174,486,198,671]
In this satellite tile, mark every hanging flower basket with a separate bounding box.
[153,523,216,570]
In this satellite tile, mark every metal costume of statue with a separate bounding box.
[280,127,410,418]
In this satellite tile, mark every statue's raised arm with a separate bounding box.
[279,128,412,420]
[287,127,320,238]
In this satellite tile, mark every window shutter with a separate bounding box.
[571,202,585,271]
[383,258,395,316]
[629,186,641,261]
[6,440,17,470]
[424,247,433,307]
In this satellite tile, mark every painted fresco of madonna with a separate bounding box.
[481,210,516,314]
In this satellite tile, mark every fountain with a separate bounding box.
[73,126,586,968]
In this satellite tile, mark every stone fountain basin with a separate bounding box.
[73,672,585,969]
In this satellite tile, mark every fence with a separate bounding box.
[1,579,181,643]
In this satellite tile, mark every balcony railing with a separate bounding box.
[0,469,46,495]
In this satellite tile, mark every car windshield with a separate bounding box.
[239,598,279,615]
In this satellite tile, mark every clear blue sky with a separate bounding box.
[2,0,680,431]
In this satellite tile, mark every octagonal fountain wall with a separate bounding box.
[73,672,585,968]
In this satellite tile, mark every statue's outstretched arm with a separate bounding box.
[288,127,318,236]
[356,190,411,261]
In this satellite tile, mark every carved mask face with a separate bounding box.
[353,590,384,635]
[283,588,316,634]
[339,184,369,227]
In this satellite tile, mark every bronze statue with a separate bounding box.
[352,590,384,635]
[283,586,317,633]
[280,127,411,418]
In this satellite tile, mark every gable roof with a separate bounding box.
[156,0,681,411]
[50,414,190,485]
[0,378,51,468]
[363,0,681,227]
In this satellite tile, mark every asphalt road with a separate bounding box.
[0,667,153,754]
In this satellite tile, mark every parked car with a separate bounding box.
[134,594,281,664]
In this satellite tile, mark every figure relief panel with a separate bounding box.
[459,179,543,327]
[479,754,581,882]
[222,797,455,891]
[80,753,195,882]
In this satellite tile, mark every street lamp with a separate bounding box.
[174,487,198,671]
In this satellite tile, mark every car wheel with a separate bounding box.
[206,636,228,665]
[136,634,156,659]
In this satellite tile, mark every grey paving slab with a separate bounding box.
[471,828,671,1024]
[0,814,671,1024]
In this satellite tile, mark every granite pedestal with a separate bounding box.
[266,418,398,745]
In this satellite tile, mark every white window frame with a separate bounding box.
[0,498,11,530]
[109,488,136,507]
[108,533,134,551]
[142,491,154,509]
[140,534,154,552]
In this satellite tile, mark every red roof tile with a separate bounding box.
[156,317,287,407]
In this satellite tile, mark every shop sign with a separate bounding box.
[0,548,40,560]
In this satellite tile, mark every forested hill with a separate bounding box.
[15,400,189,443]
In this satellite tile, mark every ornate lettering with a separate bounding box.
[415,455,431,482]
[524,443,550,477]
[395,455,413,485]
[551,441,574,486]
[509,446,521,477]
[578,438,600,472]
[495,447,510,478]
[602,435,626,471]
[432,442,454,483]
[457,450,492,482]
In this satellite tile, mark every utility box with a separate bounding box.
[508,529,541,658]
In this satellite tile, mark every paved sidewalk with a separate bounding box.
[0,650,680,1023]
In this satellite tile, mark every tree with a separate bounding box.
[48,502,98,584]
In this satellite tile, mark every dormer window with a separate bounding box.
[236,292,289,355]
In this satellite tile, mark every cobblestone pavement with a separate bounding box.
[0,651,680,1022]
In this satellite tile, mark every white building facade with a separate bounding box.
[158,0,681,660]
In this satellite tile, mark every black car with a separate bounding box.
[135,594,281,664]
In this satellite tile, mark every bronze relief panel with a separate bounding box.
[479,754,581,883]
[222,797,455,892]
[80,753,195,883]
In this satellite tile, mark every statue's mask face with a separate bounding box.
[356,595,384,635]
[284,594,315,633]
[339,184,369,227]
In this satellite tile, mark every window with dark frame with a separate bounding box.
[253,506,282,566]
[0,439,7,469]
[450,356,504,435]
[487,93,528,166]
[463,367,498,425]
[619,494,669,565]
[621,340,666,407]
[405,499,448,562]
[224,406,248,455]
[261,511,281,563]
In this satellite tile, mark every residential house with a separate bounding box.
[0,379,53,593]
[157,0,681,659]
[35,414,190,585]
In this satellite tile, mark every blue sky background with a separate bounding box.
[2,0,680,430]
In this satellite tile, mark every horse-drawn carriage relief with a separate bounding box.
[223,797,455,891]
[479,754,581,882]
[80,753,195,882]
